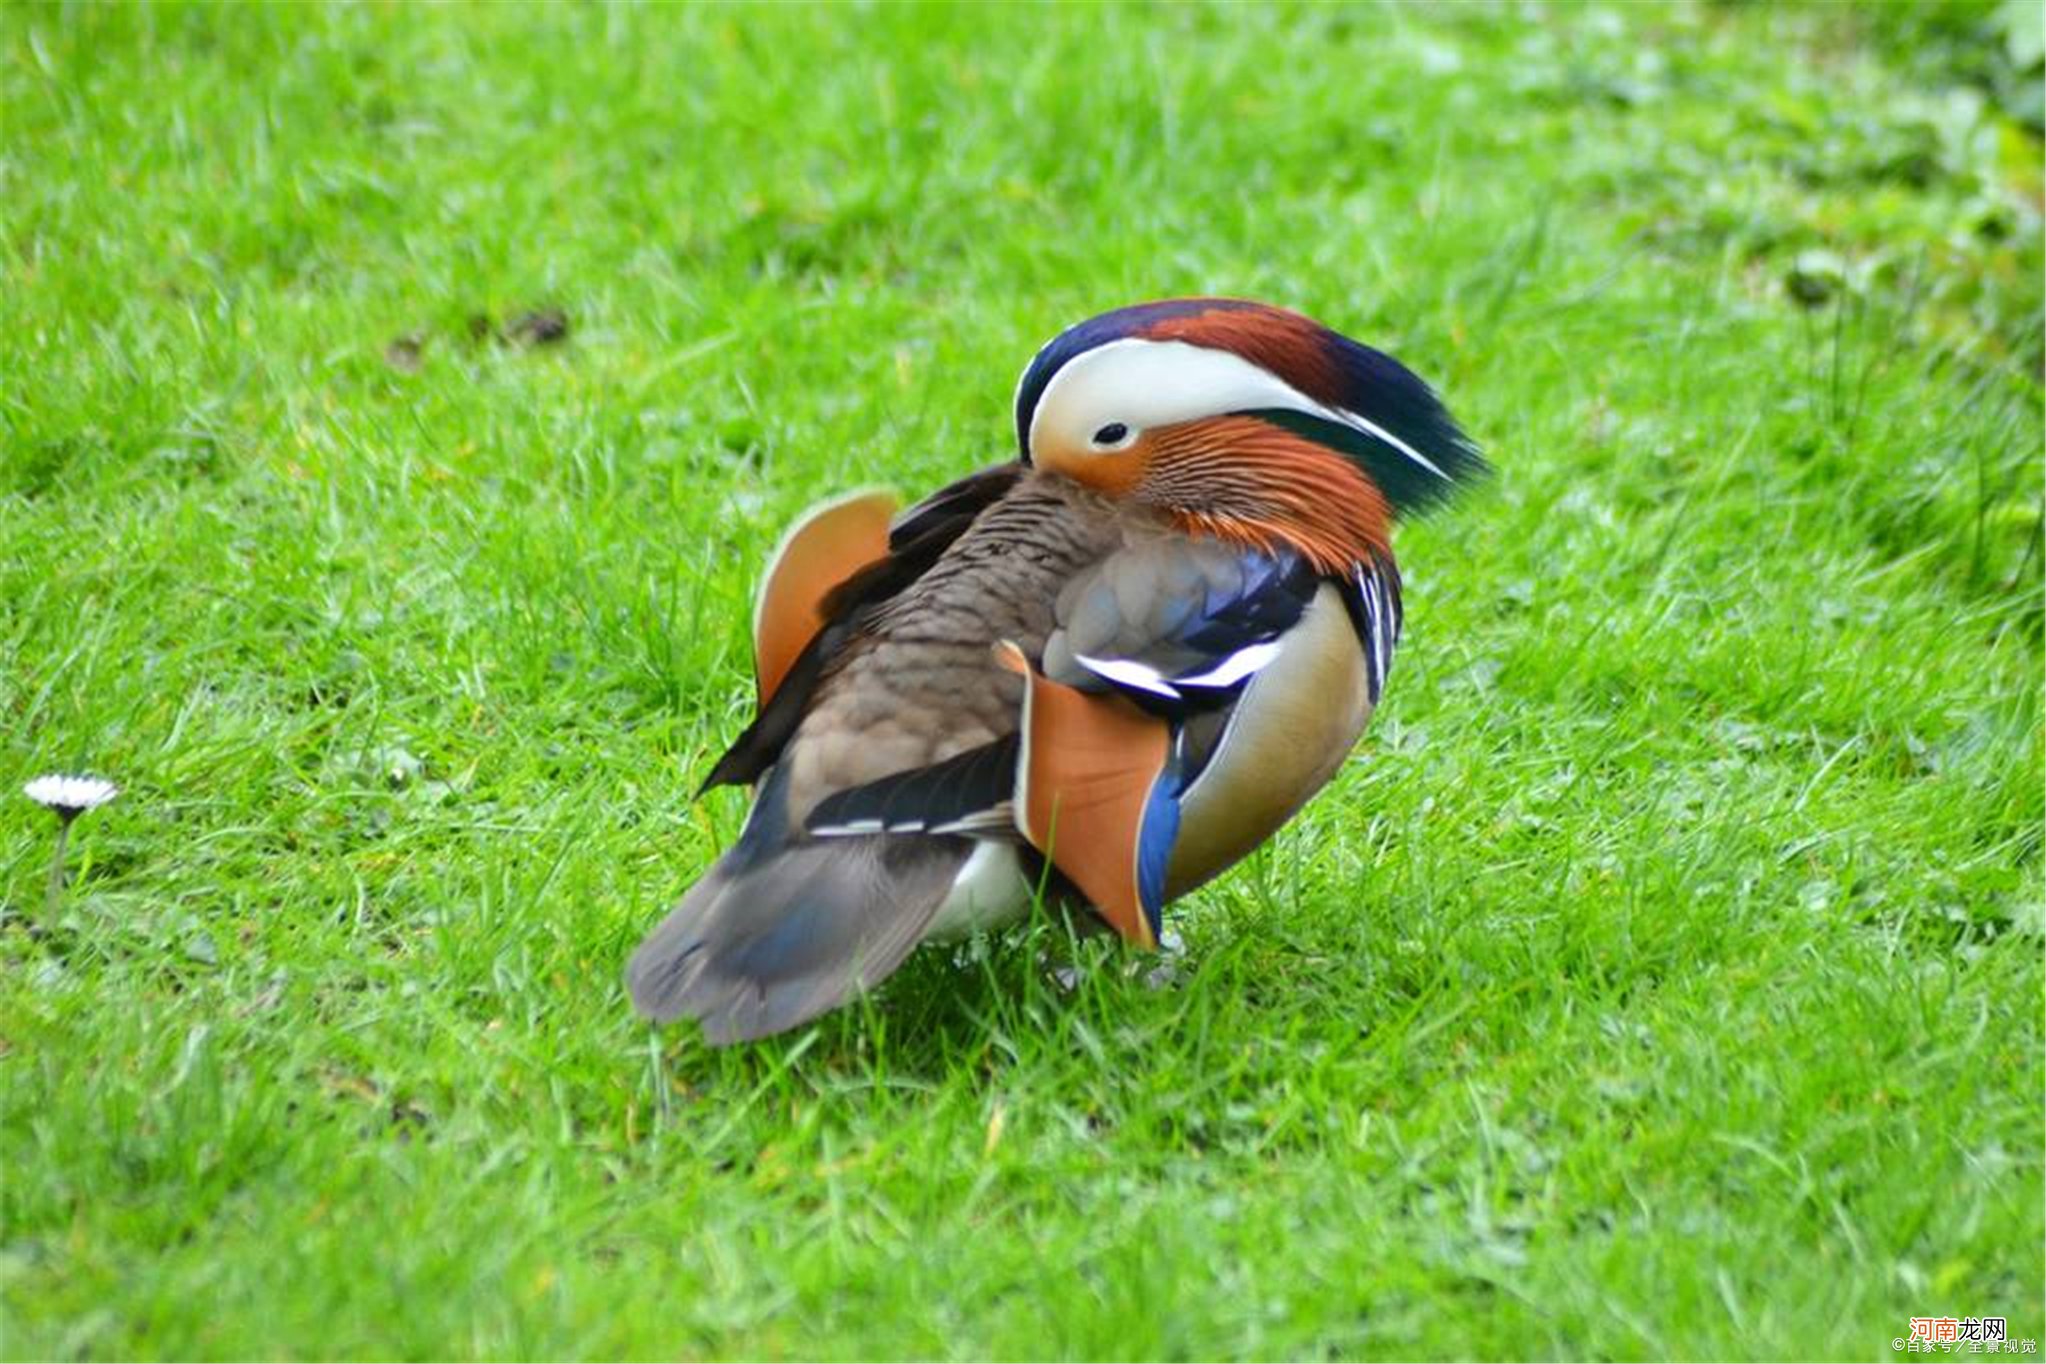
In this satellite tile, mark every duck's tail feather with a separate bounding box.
[626,833,968,1044]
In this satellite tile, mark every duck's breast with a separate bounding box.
[1166,582,1373,898]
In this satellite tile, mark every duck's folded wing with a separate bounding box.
[1041,538,1323,703]
[703,462,1027,792]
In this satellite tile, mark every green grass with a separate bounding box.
[2,2,2040,1359]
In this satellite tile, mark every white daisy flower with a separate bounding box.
[24,773,118,925]
[24,774,120,818]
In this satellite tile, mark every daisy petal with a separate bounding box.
[23,774,120,816]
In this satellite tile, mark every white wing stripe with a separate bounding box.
[1072,653,1183,698]
[1167,641,1284,689]
[1075,638,1286,697]
[1355,563,1400,703]
[811,818,886,838]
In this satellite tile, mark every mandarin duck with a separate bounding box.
[629,298,1484,1043]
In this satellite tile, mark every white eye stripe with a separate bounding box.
[1029,338,1316,454]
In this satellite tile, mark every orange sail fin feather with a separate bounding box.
[995,641,1170,949]
[751,489,896,706]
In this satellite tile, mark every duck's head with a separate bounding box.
[1013,297,1484,569]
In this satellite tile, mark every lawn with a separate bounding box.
[2,2,2041,1359]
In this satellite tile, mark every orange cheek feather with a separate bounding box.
[1142,418,1392,572]
[1035,436,1149,498]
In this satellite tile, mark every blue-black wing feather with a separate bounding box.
[1060,543,1321,714]
[806,735,1021,837]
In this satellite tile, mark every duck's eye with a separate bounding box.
[1092,422,1130,446]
